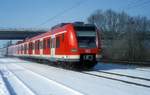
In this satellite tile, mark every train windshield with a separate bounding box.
[75,26,97,48]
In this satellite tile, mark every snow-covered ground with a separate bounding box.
[0,69,10,95]
[0,57,150,95]
[94,63,150,79]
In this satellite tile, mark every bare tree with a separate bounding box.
[87,9,150,63]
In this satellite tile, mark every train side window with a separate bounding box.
[35,41,39,50]
[37,40,40,50]
[62,33,65,41]
[30,44,31,50]
[47,38,50,48]
[56,36,60,48]
[26,44,28,51]
[50,38,52,48]
[24,45,25,51]
[35,41,38,50]
[27,44,28,50]
[29,43,32,50]
[29,43,31,50]
[24,45,26,51]
[17,46,19,51]
[43,39,46,49]
[35,41,37,50]
[19,46,21,51]
[32,43,34,50]
[40,41,43,49]
[29,42,33,50]
[19,45,21,51]
[21,45,23,51]
[28,44,29,50]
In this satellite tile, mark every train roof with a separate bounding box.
[51,22,95,30]
[18,22,96,43]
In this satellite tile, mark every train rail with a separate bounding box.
[135,68,150,73]
[95,70,150,81]
[9,63,85,95]
[0,65,36,95]
[13,59,150,89]
[81,70,150,88]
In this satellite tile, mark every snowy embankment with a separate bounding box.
[94,62,150,79]
[0,72,10,95]
[0,58,150,95]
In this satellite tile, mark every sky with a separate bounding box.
[0,0,150,29]
[0,0,150,47]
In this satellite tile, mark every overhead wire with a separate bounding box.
[35,0,87,27]
[124,0,142,9]
[125,0,150,10]
[36,0,150,28]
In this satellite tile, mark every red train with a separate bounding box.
[8,22,101,68]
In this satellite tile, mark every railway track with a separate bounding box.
[0,65,36,95]
[95,70,150,81]
[13,60,150,89]
[81,70,150,88]
[135,68,150,73]
[9,63,85,95]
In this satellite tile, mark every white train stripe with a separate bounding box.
[16,54,80,59]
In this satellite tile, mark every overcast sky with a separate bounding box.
[0,0,150,47]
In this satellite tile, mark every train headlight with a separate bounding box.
[71,48,78,52]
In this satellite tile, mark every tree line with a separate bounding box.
[87,9,150,63]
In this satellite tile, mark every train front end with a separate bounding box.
[68,22,102,68]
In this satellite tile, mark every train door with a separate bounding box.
[32,42,35,55]
[51,36,56,61]
[39,39,43,56]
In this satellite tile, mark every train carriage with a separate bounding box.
[8,22,102,69]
